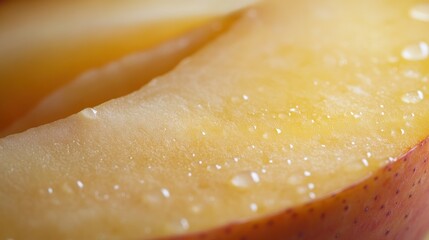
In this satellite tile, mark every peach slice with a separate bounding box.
[1,19,232,137]
[0,0,257,130]
[1,0,429,239]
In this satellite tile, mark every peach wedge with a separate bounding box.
[0,0,257,130]
[1,0,429,239]
[1,19,233,137]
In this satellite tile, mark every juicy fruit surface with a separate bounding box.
[0,0,255,130]
[1,0,429,239]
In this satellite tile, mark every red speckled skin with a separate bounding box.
[161,138,429,240]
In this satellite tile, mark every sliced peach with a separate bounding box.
[0,0,257,130]
[1,0,429,239]
[1,19,232,137]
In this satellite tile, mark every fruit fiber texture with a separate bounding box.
[1,0,429,239]
[0,0,255,130]
[1,19,232,137]
[166,139,429,240]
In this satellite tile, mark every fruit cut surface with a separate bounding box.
[1,0,429,239]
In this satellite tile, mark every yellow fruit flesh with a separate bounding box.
[1,0,429,239]
[1,19,232,137]
[0,0,257,130]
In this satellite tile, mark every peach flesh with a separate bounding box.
[0,0,256,130]
[166,138,429,240]
[1,0,429,239]
[1,19,233,137]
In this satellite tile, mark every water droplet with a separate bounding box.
[113,184,120,190]
[201,131,207,136]
[401,90,424,104]
[191,204,203,214]
[80,108,98,119]
[262,132,269,139]
[76,180,84,189]
[308,183,315,190]
[309,192,316,199]
[249,203,258,212]
[215,164,222,170]
[242,94,249,101]
[410,4,429,22]
[287,159,292,165]
[403,112,415,120]
[233,157,240,163]
[161,188,170,198]
[180,218,190,230]
[230,171,260,188]
[304,171,312,177]
[401,42,429,61]
[248,125,257,132]
[47,187,53,194]
[361,158,369,167]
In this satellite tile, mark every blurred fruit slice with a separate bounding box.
[2,0,429,239]
[0,0,258,130]
[1,19,232,137]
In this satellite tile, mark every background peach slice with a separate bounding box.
[1,18,233,137]
[1,0,429,239]
[0,0,258,130]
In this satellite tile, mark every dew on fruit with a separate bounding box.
[230,171,260,188]
[262,132,269,139]
[401,42,429,61]
[309,192,316,199]
[410,3,429,22]
[287,159,292,165]
[403,112,415,120]
[180,218,190,230]
[361,158,369,167]
[80,108,98,119]
[113,184,120,190]
[308,183,315,190]
[242,94,249,101]
[401,90,424,104]
[47,187,53,194]
[76,180,84,189]
[249,203,258,212]
[275,128,282,134]
[166,218,190,233]
[161,188,170,198]
[304,171,311,177]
